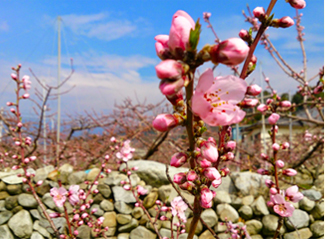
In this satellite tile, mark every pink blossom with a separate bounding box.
[266,99,273,105]
[155,59,184,80]
[212,177,222,188]
[116,140,135,162]
[288,0,306,9]
[187,170,197,181]
[285,186,304,203]
[241,98,259,108]
[304,131,312,141]
[272,143,280,151]
[272,194,295,217]
[282,142,290,149]
[50,187,67,207]
[210,38,249,66]
[200,141,219,163]
[168,10,195,53]
[173,172,187,184]
[159,78,185,96]
[226,152,234,160]
[136,185,148,195]
[171,196,188,222]
[204,167,221,181]
[257,104,267,112]
[275,160,285,168]
[246,84,262,96]
[253,7,265,18]
[170,152,187,167]
[265,179,275,188]
[226,141,236,151]
[281,101,292,108]
[196,157,212,168]
[22,75,31,91]
[200,188,215,209]
[152,114,178,132]
[257,168,269,175]
[67,185,79,206]
[192,69,247,126]
[268,113,280,125]
[154,35,170,60]
[283,168,297,176]
[274,16,295,28]
[238,29,249,41]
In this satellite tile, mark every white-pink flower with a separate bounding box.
[192,69,247,126]
[271,194,295,217]
[116,140,135,162]
[285,186,304,203]
[171,196,188,222]
[136,185,148,195]
[22,75,31,91]
[50,187,67,207]
[68,185,80,206]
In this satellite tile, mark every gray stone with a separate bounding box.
[39,217,67,234]
[0,225,14,239]
[86,168,101,181]
[211,175,237,194]
[242,195,255,205]
[132,206,144,219]
[76,225,91,239]
[251,195,269,216]
[299,196,315,212]
[201,208,218,228]
[185,217,203,234]
[158,184,194,206]
[0,200,5,211]
[302,189,322,201]
[115,201,133,214]
[98,184,112,198]
[310,221,324,237]
[130,226,157,239]
[128,174,141,187]
[146,218,162,231]
[283,228,313,239]
[238,205,253,220]
[58,163,74,184]
[30,209,41,220]
[143,189,159,209]
[262,214,286,236]
[42,193,56,209]
[118,218,139,232]
[5,195,18,210]
[117,233,130,239]
[230,172,270,196]
[31,231,45,239]
[33,220,51,238]
[179,233,198,239]
[8,209,33,238]
[90,204,104,217]
[34,165,55,183]
[214,222,227,233]
[100,199,114,212]
[117,214,132,225]
[285,209,309,230]
[0,181,6,191]
[214,191,232,204]
[92,193,103,204]
[216,203,239,222]
[217,233,232,239]
[199,230,215,239]
[7,184,22,195]
[230,195,243,209]
[112,186,136,203]
[0,191,9,200]
[103,227,116,237]
[0,210,12,225]
[104,172,128,186]
[250,235,263,239]
[311,201,324,220]
[67,171,87,185]
[245,219,263,235]
[18,193,38,208]
[103,211,117,227]
[120,160,188,188]
[159,228,177,238]
[2,168,35,184]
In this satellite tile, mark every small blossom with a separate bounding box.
[288,0,306,9]
[187,170,197,181]
[246,84,262,96]
[238,29,250,41]
[171,196,188,222]
[273,16,295,28]
[272,143,280,151]
[268,113,280,125]
[170,152,187,167]
[226,141,236,151]
[159,78,185,96]
[225,152,234,160]
[154,35,170,60]
[282,142,290,149]
[200,141,219,163]
[253,7,265,18]
[241,98,259,108]
[22,75,31,91]
[275,160,285,168]
[285,186,304,202]
[50,187,67,207]
[155,59,184,80]
[281,101,292,108]
[204,167,221,181]
[116,140,135,162]
[152,113,178,132]
[68,185,80,206]
[283,168,297,176]
[173,172,187,184]
[136,185,148,195]
[257,104,268,112]
[272,194,295,217]
[200,188,215,209]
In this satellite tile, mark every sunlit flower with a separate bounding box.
[171,196,188,222]
[50,187,67,207]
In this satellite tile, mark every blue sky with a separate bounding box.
[0,0,323,120]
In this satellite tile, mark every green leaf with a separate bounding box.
[188,18,201,51]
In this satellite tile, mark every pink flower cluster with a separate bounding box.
[116,140,135,162]
[50,185,80,208]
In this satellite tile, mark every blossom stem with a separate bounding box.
[63,204,73,237]
[273,217,283,239]
[240,0,278,79]
[187,196,202,239]
[272,125,280,191]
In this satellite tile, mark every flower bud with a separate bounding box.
[238,29,250,41]
[187,170,197,181]
[270,187,278,195]
[200,141,219,163]
[282,142,290,149]
[240,98,259,108]
[210,38,249,66]
[257,104,268,112]
[265,179,275,188]
[204,167,221,181]
[173,172,187,184]
[268,113,280,125]
[225,152,234,160]
[246,84,262,96]
[11,73,17,80]
[288,0,306,9]
[220,167,230,177]
[226,141,236,151]
[154,35,171,60]
[152,114,178,132]
[170,152,187,167]
[266,99,273,105]
[159,78,185,96]
[272,143,280,151]
[253,7,265,18]
[281,101,291,108]
[275,160,284,168]
[22,93,30,99]
[196,157,212,168]
[155,59,184,80]
[200,188,215,209]
[283,168,297,176]
[272,16,295,28]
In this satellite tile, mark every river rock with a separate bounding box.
[117,214,132,225]
[86,168,101,181]
[130,225,157,239]
[112,186,136,203]
[76,225,91,239]
[115,201,133,214]
[34,165,55,183]
[285,209,309,230]
[245,219,263,235]
[5,195,18,210]
[238,205,253,220]
[18,193,38,208]
[67,171,87,185]
[103,211,117,227]
[199,230,215,239]
[230,172,269,196]
[262,214,286,236]
[132,206,144,219]
[310,221,324,237]
[0,210,12,225]
[214,191,232,204]
[98,184,112,198]
[58,163,74,184]
[201,208,218,228]
[100,199,114,212]
[0,225,14,239]
[143,188,159,209]
[104,172,128,186]
[299,196,315,212]
[118,218,139,232]
[217,203,239,222]
[311,200,324,220]
[33,220,51,238]
[301,189,322,201]
[7,184,22,195]
[8,210,33,238]
[185,217,203,234]
[283,228,312,239]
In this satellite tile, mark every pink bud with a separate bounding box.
[274,16,295,28]
[49,212,60,218]
[281,101,291,108]
[272,143,280,151]
[161,206,168,212]
[30,156,36,161]
[11,73,17,80]
[73,214,80,221]
[196,157,212,168]
[22,93,30,99]
[265,179,275,188]
[253,7,265,18]
[36,180,43,186]
[6,102,13,106]
[155,59,184,80]
[10,108,15,114]
[266,99,273,105]
[241,98,259,108]
[239,29,249,41]
[265,77,269,82]
[78,220,84,226]
[187,170,197,181]
[267,201,274,207]
[288,0,306,9]
[282,142,290,149]
[170,152,187,167]
[270,187,278,195]
[204,167,221,181]
[200,141,219,163]
[210,38,249,66]
[154,35,170,60]
[152,114,178,132]
[268,113,280,125]
[200,188,215,209]
[173,172,187,184]
[226,141,236,151]
[160,215,168,221]
[24,158,30,163]
[220,167,230,177]
[246,84,262,96]
[225,152,234,160]
[257,104,268,112]
[276,160,284,168]
[74,230,79,236]
[123,185,131,191]
[17,122,23,128]
[159,78,185,96]
[283,168,297,176]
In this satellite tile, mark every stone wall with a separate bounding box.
[0,160,323,239]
